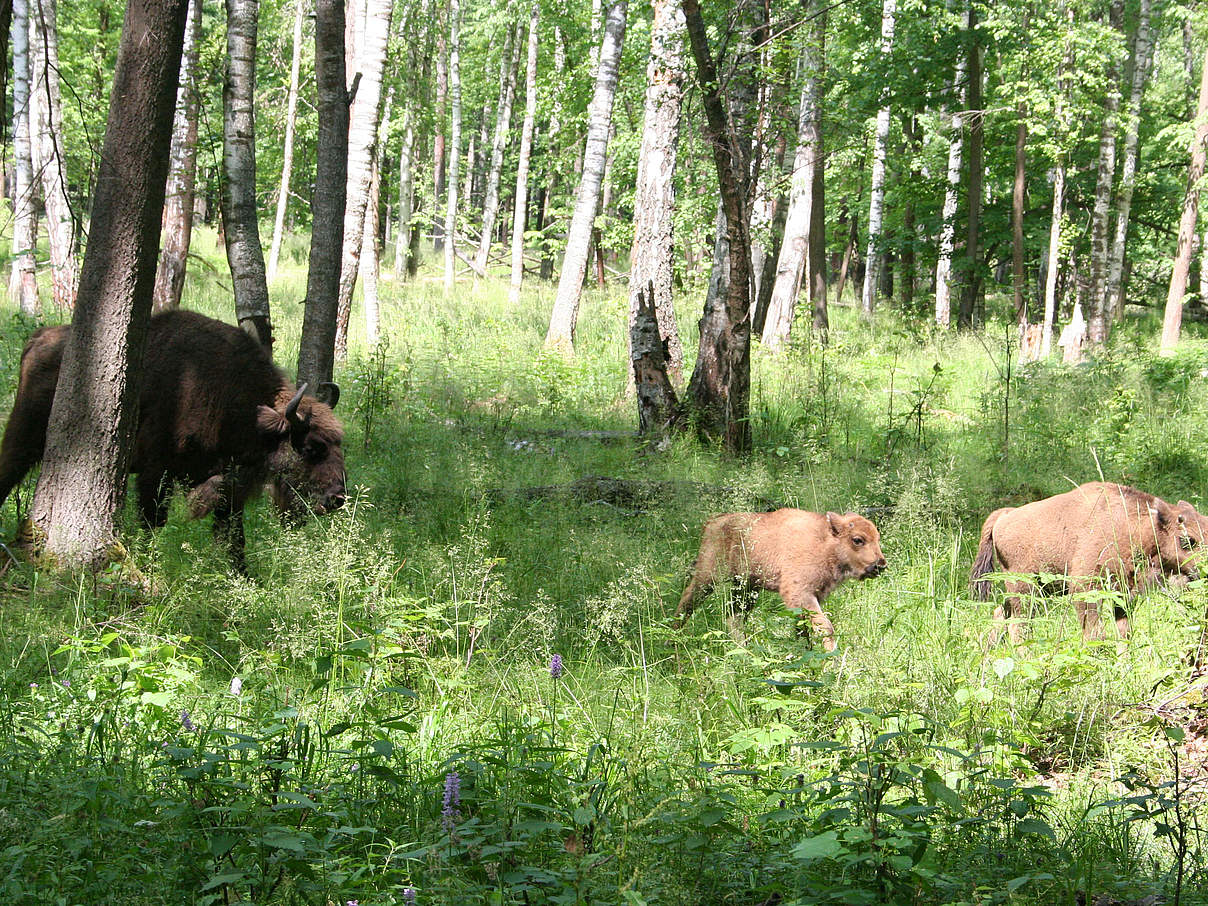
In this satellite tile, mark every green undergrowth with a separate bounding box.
[1,236,1207,903]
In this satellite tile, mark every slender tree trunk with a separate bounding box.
[267,0,306,282]
[1105,0,1153,325]
[153,0,203,313]
[860,0,896,315]
[899,111,917,313]
[433,7,447,253]
[31,0,188,569]
[1162,47,1208,356]
[9,0,39,314]
[222,0,273,350]
[297,0,348,388]
[395,107,415,278]
[836,200,859,305]
[682,0,753,453]
[1012,106,1027,328]
[539,27,566,282]
[334,0,393,355]
[808,82,827,334]
[934,8,968,328]
[29,0,77,309]
[544,0,626,352]
[764,4,824,349]
[442,0,462,290]
[1042,7,1074,358]
[508,3,540,303]
[1088,0,1124,345]
[474,23,518,274]
[628,0,685,383]
[957,5,982,328]
[362,148,382,345]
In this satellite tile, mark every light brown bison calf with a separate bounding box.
[674,509,887,650]
[972,482,1208,643]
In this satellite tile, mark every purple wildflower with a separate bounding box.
[181,710,196,732]
[346,901,358,906]
[28,682,37,690]
[403,887,417,905]
[550,654,564,679]
[442,770,461,831]
[60,679,70,688]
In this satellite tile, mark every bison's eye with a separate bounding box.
[853,537,865,546]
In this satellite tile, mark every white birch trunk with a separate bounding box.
[1042,164,1065,357]
[334,0,393,356]
[363,152,382,345]
[1104,0,1153,323]
[1088,0,1124,345]
[627,0,685,379]
[764,18,823,349]
[474,25,519,273]
[394,108,415,279]
[545,0,626,352]
[443,0,462,291]
[1162,46,1208,355]
[268,0,306,282]
[9,0,39,314]
[29,0,77,309]
[860,0,896,315]
[508,3,540,303]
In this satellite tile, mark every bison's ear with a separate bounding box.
[256,405,290,437]
[316,381,341,409]
[826,512,843,536]
[1178,500,1193,510]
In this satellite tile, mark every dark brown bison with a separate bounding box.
[971,482,1208,642]
[0,310,346,569]
[674,509,887,650]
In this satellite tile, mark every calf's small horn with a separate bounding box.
[285,383,308,428]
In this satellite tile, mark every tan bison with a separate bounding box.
[674,509,887,650]
[971,482,1208,642]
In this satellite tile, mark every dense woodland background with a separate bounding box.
[3,0,1208,903]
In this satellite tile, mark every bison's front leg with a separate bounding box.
[782,582,836,652]
[1068,580,1106,641]
[212,501,248,574]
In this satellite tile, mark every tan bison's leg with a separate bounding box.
[1069,581,1105,641]
[995,580,1031,644]
[782,582,836,653]
[1114,605,1131,639]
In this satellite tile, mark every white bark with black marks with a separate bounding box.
[508,3,540,303]
[443,0,462,291]
[544,0,626,352]
[1088,0,1123,345]
[861,0,896,316]
[474,24,519,274]
[9,0,39,315]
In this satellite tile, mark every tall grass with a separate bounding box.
[0,231,1206,903]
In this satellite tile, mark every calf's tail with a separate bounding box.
[971,508,1012,600]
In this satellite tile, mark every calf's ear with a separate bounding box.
[826,512,842,535]
[257,405,290,436]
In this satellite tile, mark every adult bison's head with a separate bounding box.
[258,382,347,519]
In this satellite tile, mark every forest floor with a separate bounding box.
[1,232,1208,904]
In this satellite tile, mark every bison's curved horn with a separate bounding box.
[285,383,308,428]
[316,381,340,409]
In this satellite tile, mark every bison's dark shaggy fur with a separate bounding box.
[0,310,346,569]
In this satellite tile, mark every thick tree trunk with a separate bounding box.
[934,9,968,329]
[9,0,39,314]
[474,23,518,274]
[1088,0,1124,345]
[442,0,462,291]
[957,6,982,329]
[267,0,306,282]
[30,0,188,569]
[222,0,273,350]
[335,0,393,355]
[682,0,753,453]
[1012,107,1027,328]
[860,0,896,315]
[297,0,348,388]
[1161,47,1208,356]
[544,0,626,352]
[632,282,680,439]
[627,0,685,381]
[764,5,824,349]
[508,3,540,303]
[1105,0,1153,324]
[152,0,202,313]
[394,107,415,279]
[29,0,77,309]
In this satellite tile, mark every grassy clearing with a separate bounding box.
[1,234,1207,904]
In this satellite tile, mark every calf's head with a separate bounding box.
[827,512,887,580]
[258,383,347,519]
[1159,499,1208,579]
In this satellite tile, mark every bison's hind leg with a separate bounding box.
[673,573,712,629]
[988,580,1032,645]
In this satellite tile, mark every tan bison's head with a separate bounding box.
[826,512,888,580]
[1166,499,1208,578]
[258,383,347,519]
